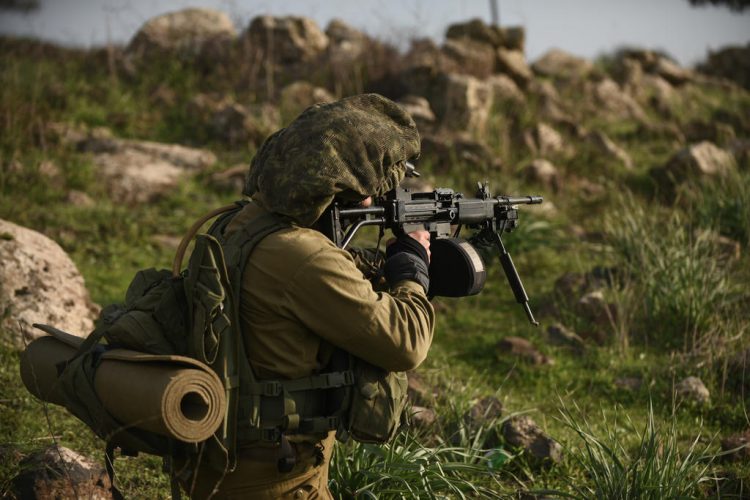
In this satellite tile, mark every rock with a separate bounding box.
[698,42,750,90]
[279,81,335,123]
[586,131,633,169]
[246,15,329,65]
[496,336,553,365]
[522,159,561,193]
[675,376,710,404]
[188,93,279,146]
[532,49,594,80]
[434,73,492,134]
[546,323,585,351]
[38,159,63,187]
[209,163,247,193]
[652,56,693,85]
[12,446,112,499]
[325,18,369,63]
[465,396,503,425]
[498,26,525,52]
[591,78,648,122]
[527,79,570,123]
[126,8,236,61]
[0,219,98,348]
[721,430,750,462]
[486,74,525,107]
[577,290,616,329]
[496,48,533,88]
[614,377,642,392]
[407,370,433,406]
[664,141,737,181]
[66,190,95,207]
[84,136,216,204]
[528,123,568,157]
[410,406,438,428]
[397,95,436,131]
[420,134,499,173]
[441,38,497,78]
[445,18,503,47]
[502,416,563,463]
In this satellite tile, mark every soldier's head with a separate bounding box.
[243,93,420,226]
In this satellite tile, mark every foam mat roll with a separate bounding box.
[20,334,226,444]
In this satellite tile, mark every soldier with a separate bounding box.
[194,94,435,498]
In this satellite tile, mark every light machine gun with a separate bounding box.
[321,178,543,326]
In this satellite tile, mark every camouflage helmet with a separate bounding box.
[243,93,420,226]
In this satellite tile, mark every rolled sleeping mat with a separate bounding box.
[20,332,226,444]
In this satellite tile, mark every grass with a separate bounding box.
[1,34,749,498]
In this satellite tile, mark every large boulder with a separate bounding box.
[441,38,497,78]
[486,74,525,107]
[420,134,500,173]
[0,220,98,347]
[188,93,280,146]
[126,8,236,61]
[279,81,335,123]
[54,126,217,204]
[433,73,493,134]
[591,78,648,122]
[245,15,329,65]
[586,131,633,169]
[526,123,569,157]
[496,48,533,88]
[675,376,710,404]
[12,446,112,499]
[325,18,369,64]
[664,141,737,181]
[532,49,594,80]
[446,18,503,47]
[397,95,437,131]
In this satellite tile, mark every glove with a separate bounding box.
[384,235,430,292]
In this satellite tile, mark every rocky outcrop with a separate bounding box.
[0,219,98,348]
[487,74,525,107]
[591,78,648,122]
[189,93,280,146]
[532,49,594,81]
[441,38,497,78]
[245,16,329,65]
[433,74,493,134]
[420,135,499,173]
[496,48,533,88]
[127,8,236,61]
[522,159,561,193]
[12,446,112,499]
[279,81,335,122]
[698,42,750,90]
[586,131,633,169]
[664,141,737,180]
[398,95,437,131]
[325,18,369,64]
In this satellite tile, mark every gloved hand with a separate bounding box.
[384,233,430,292]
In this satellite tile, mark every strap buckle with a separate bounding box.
[326,370,354,388]
[263,381,282,397]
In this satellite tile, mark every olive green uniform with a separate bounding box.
[210,201,434,498]
[197,93,431,498]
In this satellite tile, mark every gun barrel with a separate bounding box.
[493,195,543,206]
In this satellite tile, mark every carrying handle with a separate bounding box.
[172,204,239,277]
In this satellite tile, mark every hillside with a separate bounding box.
[1,9,749,498]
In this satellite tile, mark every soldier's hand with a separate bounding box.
[406,230,431,263]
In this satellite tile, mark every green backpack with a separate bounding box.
[49,201,408,499]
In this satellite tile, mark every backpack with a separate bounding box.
[44,201,409,499]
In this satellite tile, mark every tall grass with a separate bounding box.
[604,193,739,352]
[557,403,715,499]
[329,432,504,499]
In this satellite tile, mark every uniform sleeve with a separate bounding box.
[281,247,434,372]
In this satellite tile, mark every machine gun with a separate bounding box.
[320,175,543,325]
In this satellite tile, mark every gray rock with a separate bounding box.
[397,95,437,130]
[676,376,710,404]
[502,416,563,463]
[586,131,633,169]
[665,141,737,180]
[522,159,561,193]
[410,405,438,429]
[445,18,503,47]
[188,93,279,146]
[528,123,569,157]
[532,49,594,80]
[279,81,335,122]
[0,219,98,348]
[441,38,497,78]
[12,445,112,500]
[591,78,648,122]
[65,190,95,208]
[420,134,499,174]
[127,8,236,61]
[546,323,585,351]
[498,26,525,52]
[496,48,533,88]
[496,336,553,366]
[325,18,369,64]
[434,73,492,134]
[246,15,328,65]
[486,74,526,107]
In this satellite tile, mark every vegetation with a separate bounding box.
[1,30,749,499]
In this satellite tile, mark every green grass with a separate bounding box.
[1,35,749,498]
